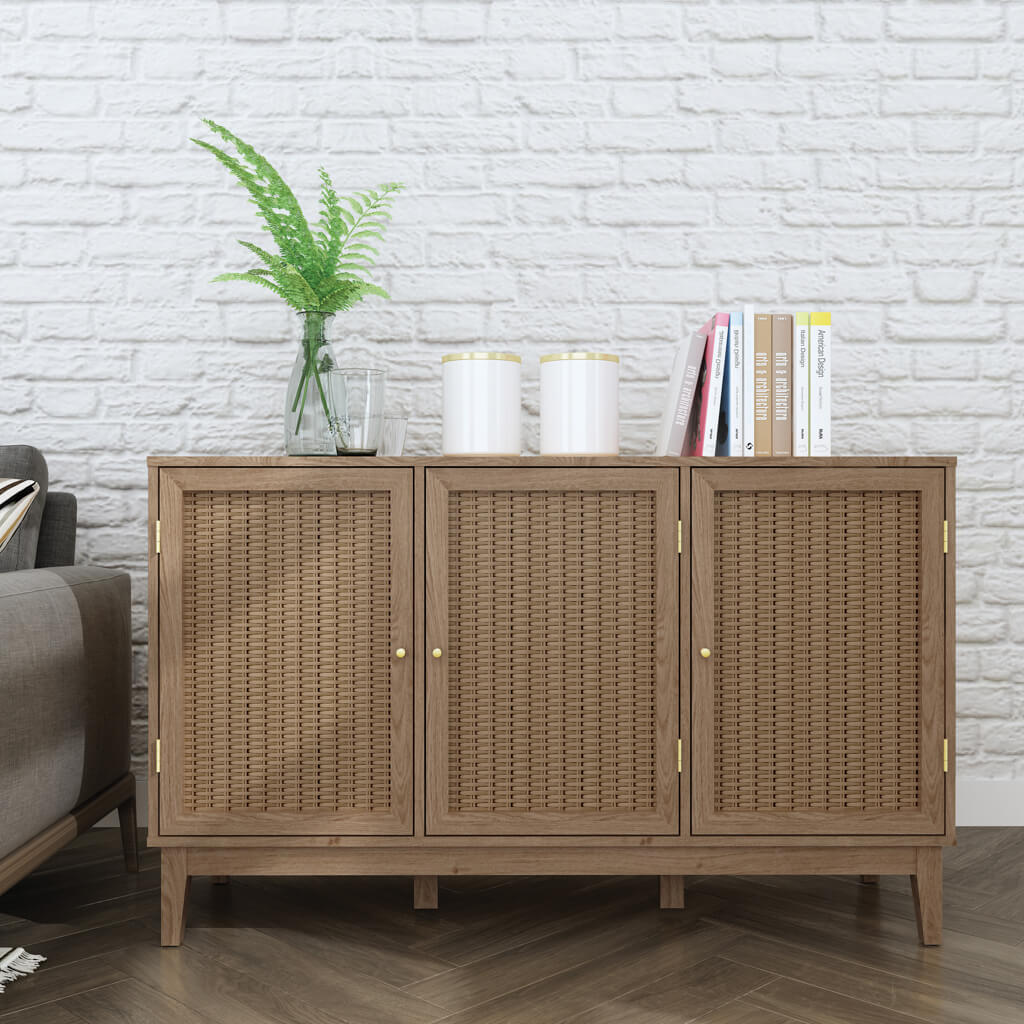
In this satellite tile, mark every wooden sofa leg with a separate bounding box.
[860,875,879,884]
[161,848,191,946]
[117,789,139,874]
[911,848,942,946]
[660,875,685,909]
[414,875,438,910]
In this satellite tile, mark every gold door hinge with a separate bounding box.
[154,738,161,773]
[677,738,683,774]
[943,520,948,554]
[155,520,161,555]
[677,520,682,554]
[943,738,948,773]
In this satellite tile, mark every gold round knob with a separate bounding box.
[700,647,711,659]
[432,648,443,659]
[395,648,406,659]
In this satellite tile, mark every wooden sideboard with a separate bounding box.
[147,456,955,946]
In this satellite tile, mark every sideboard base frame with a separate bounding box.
[162,844,942,947]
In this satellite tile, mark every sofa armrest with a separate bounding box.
[35,491,77,567]
[0,567,131,860]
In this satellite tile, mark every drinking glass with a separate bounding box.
[328,369,385,455]
[378,416,408,456]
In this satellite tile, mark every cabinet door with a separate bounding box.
[158,468,413,835]
[426,468,679,836]
[691,467,946,836]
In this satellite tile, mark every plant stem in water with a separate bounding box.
[291,311,333,437]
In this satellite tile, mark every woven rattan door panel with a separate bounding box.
[425,468,679,836]
[691,468,945,836]
[158,468,413,836]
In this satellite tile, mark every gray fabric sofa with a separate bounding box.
[0,445,137,895]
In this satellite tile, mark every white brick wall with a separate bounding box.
[2,0,1022,805]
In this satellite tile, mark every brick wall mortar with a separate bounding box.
[1,0,1019,782]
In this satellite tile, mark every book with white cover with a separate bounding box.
[742,303,755,455]
[654,331,708,456]
[794,312,810,457]
[809,312,831,456]
[700,313,729,456]
[728,312,743,456]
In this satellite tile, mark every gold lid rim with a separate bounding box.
[441,352,521,364]
[539,352,620,364]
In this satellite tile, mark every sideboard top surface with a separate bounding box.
[148,455,957,469]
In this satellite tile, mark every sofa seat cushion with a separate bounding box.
[0,567,131,861]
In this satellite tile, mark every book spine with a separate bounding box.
[793,312,810,457]
[771,314,792,457]
[810,312,831,456]
[672,330,707,455]
[742,304,755,455]
[753,313,772,457]
[655,345,686,456]
[715,327,731,457]
[700,313,729,456]
[728,312,743,456]
[712,321,729,458]
[692,319,715,456]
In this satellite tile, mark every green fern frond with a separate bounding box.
[194,119,403,314]
[193,123,317,278]
[211,271,288,301]
[315,167,347,279]
[237,239,278,268]
[277,264,322,310]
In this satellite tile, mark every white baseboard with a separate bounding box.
[95,778,1024,829]
[955,780,1024,827]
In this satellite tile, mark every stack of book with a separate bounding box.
[654,308,831,457]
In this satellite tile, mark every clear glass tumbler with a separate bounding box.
[328,369,385,455]
[378,416,408,456]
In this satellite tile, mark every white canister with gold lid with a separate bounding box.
[442,352,521,455]
[539,352,619,455]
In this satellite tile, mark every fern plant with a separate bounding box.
[192,119,403,449]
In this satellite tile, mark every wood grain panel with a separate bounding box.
[185,845,919,876]
[149,456,958,469]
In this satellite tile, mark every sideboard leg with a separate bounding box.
[659,875,685,909]
[860,875,880,884]
[911,848,942,946]
[161,848,191,947]
[414,875,438,910]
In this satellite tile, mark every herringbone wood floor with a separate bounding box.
[1,829,1023,1023]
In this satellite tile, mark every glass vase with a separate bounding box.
[285,310,337,455]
